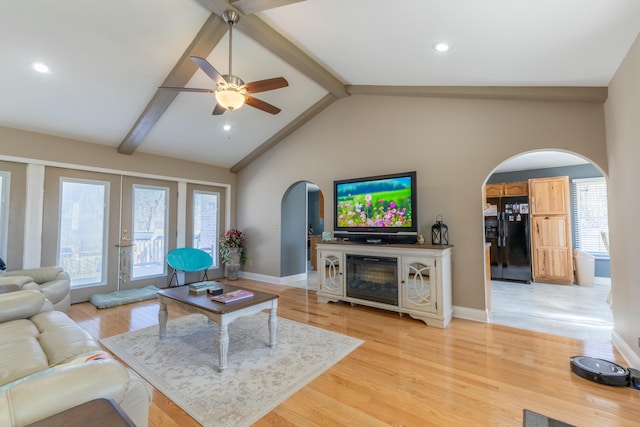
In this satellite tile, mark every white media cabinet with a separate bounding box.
[316,241,453,328]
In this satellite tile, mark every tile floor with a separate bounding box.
[294,266,613,342]
[489,279,613,342]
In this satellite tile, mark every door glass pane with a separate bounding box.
[193,191,219,268]
[132,185,168,278]
[59,179,108,287]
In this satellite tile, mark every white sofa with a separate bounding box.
[0,266,71,311]
[0,290,151,427]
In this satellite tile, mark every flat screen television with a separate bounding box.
[333,171,418,244]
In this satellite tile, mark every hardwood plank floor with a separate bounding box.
[67,279,639,426]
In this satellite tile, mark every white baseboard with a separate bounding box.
[453,306,488,323]
[612,330,640,369]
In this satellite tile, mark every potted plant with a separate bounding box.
[219,229,247,280]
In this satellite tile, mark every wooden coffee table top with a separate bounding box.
[157,284,278,315]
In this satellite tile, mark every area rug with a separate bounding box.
[100,313,363,427]
[90,285,160,309]
[523,409,575,427]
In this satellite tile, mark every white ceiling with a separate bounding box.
[493,151,589,173]
[1,0,639,170]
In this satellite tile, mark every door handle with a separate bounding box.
[502,213,507,247]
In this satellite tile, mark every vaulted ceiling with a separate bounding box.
[2,0,639,172]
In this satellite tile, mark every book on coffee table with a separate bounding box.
[188,281,223,294]
[211,289,254,303]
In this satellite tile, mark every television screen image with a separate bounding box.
[334,171,417,239]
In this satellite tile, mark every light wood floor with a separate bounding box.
[67,279,639,427]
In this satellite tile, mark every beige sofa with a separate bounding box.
[0,266,71,311]
[0,290,151,427]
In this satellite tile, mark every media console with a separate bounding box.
[316,241,453,328]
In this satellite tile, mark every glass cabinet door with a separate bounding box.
[401,257,437,313]
[319,251,343,296]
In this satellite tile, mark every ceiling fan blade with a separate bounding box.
[212,103,226,115]
[231,0,306,15]
[159,86,214,93]
[245,96,282,115]
[243,77,289,94]
[190,56,227,86]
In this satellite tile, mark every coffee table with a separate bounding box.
[157,284,278,372]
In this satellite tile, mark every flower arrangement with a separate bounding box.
[219,229,247,264]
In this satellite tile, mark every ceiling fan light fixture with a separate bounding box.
[215,88,246,110]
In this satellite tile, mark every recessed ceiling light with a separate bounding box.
[433,43,450,53]
[223,124,231,131]
[32,62,50,73]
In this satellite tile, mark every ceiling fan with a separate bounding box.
[160,10,288,115]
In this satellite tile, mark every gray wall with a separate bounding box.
[604,32,640,361]
[280,182,307,276]
[488,163,610,277]
[237,94,607,313]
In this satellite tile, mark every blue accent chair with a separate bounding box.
[167,248,213,287]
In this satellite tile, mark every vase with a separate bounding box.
[225,247,241,280]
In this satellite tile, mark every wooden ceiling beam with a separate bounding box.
[117,14,227,155]
[347,85,609,103]
[195,0,348,98]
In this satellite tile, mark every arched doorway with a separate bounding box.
[483,150,613,341]
[280,181,324,286]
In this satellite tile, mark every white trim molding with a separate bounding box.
[23,164,45,268]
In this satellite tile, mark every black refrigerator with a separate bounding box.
[484,195,532,283]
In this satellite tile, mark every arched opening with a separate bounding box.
[280,181,324,288]
[483,150,612,341]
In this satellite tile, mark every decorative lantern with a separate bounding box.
[431,215,449,245]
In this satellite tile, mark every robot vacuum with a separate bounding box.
[570,356,637,387]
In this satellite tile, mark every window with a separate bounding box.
[193,191,219,268]
[132,185,168,278]
[572,177,608,256]
[59,178,109,287]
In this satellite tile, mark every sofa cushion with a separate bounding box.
[0,318,39,345]
[30,311,100,366]
[0,337,48,385]
[0,290,51,323]
[39,280,71,307]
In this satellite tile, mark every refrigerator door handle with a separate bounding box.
[497,213,502,247]
[503,213,508,247]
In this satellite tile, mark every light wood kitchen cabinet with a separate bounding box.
[529,176,573,284]
[485,183,504,198]
[529,176,569,215]
[484,181,528,198]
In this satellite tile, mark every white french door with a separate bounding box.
[120,176,177,289]
[43,169,179,302]
[42,168,121,303]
